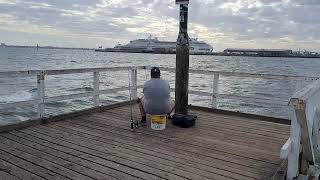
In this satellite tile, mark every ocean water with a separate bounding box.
[1,47,320,125]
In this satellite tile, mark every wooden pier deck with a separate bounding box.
[0,103,290,180]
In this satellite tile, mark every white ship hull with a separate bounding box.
[109,36,214,55]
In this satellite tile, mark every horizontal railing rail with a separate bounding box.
[1,66,319,120]
[163,67,319,107]
[1,66,319,81]
[0,66,148,77]
[161,67,320,81]
[0,67,141,118]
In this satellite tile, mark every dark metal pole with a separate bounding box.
[175,4,189,115]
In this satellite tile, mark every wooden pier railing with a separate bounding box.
[281,79,320,179]
[0,66,319,119]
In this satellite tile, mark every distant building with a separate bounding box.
[224,48,293,57]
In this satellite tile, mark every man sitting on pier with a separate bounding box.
[138,67,174,126]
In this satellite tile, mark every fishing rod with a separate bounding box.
[128,69,139,130]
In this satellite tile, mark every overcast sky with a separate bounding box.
[0,0,319,51]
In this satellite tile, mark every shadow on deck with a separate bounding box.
[0,103,290,180]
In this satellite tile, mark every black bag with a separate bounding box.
[171,114,197,128]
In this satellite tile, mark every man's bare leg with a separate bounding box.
[169,100,175,117]
[138,97,146,126]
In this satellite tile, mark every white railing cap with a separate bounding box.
[1,66,318,81]
[161,67,319,81]
[0,66,150,77]
[290,79,320,108]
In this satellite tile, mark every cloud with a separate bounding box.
[0,0,319,51]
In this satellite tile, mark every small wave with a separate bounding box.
[239,102,265,108]
[45,101,69,108]
[0,91,33,103]
[254,92,275,98]
[72,99,90,105]
[15,115,30,122]
[67,87,94,92]
[29,88,38,93]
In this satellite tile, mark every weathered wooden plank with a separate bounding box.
[0,159,44,180]
[196,113,289,135]
[61,117,278,172]
[82,112,282,161]
[0,100,134,133]
[114,107,288,146]
[91,114,284,152]
[191,104,290,125]
[91,112,285,153]
[8,131,159,180]
[49,122,275,178]
[10,130,177,180]
[27,125,238,180]
[109,104,290,134]
[76,114,280,179]
[192,110,290,132]
[89,112,283,162]
[1,133,139,180]
[102,105,290,139]
[0,149,68,180]
[33,124,261,180]
[18,128,211,180]
[0,140,96,180]
[0,171,21,180]
[107,108,289,148]
[111,105,290,135]
[0,101,290,180]
[0,136,121,180]
[106,107,289,144]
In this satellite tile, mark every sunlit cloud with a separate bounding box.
[0,0,319,51]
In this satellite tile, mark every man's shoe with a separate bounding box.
[141,116,147,126]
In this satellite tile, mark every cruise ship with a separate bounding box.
[95,36,214,55]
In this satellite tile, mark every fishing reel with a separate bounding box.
[130,119,139,130]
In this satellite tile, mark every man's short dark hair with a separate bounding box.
[151,67,160,78]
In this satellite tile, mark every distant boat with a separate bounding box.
[95,35,214,55]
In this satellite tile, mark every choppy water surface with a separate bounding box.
[1,47,320,125]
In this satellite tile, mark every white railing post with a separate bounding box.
[93,71,100,106]
[131,68,138,100]
[212,73,219,108]
[312,109,320,163]
[295,80,303,92]
[37,71,45,118]
[283,79,320,179]
[286,110,301,180]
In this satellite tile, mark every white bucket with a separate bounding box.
[150,115,167,130]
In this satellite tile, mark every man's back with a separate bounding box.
[143,79,170,115]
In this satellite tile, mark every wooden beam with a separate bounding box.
[175,4,190,114]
